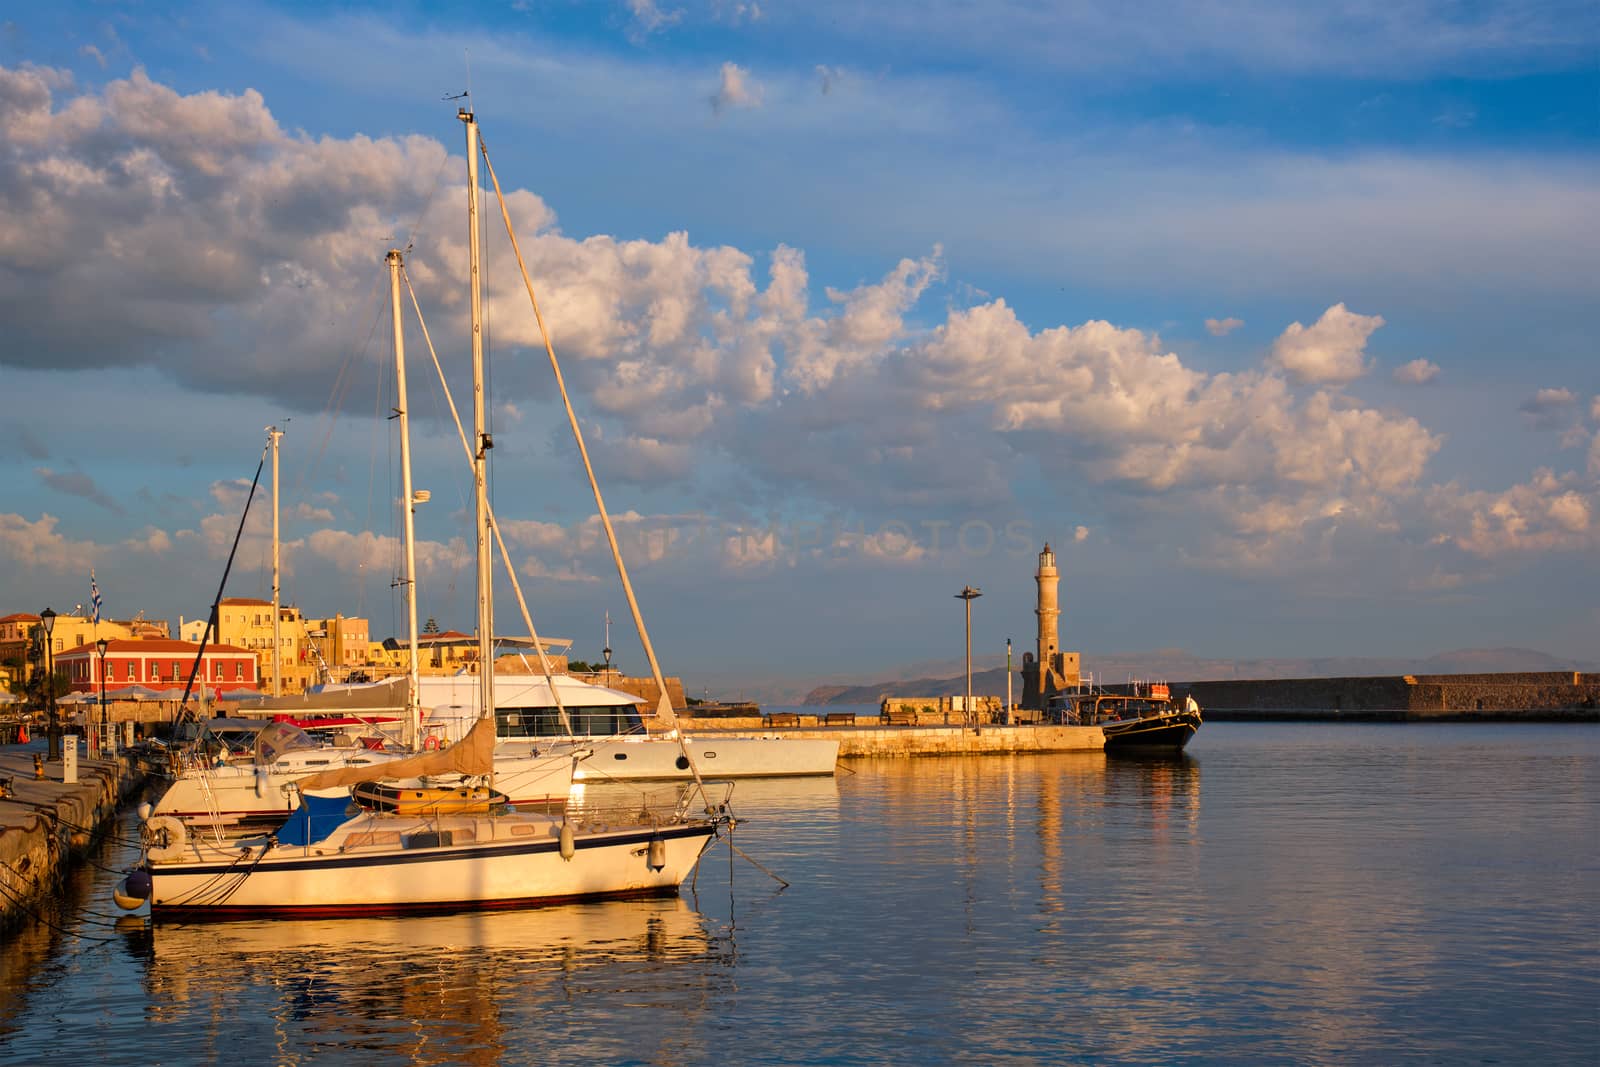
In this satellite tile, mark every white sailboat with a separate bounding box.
[116,109,722,918]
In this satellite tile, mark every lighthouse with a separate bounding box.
[1021,542,1080,709]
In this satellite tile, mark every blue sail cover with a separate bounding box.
[278,793,353,847]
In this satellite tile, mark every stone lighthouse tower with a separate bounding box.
[1036,542,1060,669]
[1022,542,1080,709]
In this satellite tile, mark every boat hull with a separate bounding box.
[1101,712,1201,753]
[146,818,716,921]
[564,736,840,782]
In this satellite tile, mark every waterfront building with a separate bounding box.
[212,597,319,692]
[304,614,371,677]
[56,637,258,695]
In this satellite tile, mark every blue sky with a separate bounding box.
[1,1,1596,698]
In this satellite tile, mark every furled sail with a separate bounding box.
[294,717,497,791]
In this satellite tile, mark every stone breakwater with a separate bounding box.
[0,743,141,932]
[1168,672,1600,721]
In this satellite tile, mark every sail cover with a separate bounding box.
[294,717,498,791]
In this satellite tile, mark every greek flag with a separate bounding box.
[90,570,102,624]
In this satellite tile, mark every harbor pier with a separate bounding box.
[0,741,140,932]
[676,716,1105,758]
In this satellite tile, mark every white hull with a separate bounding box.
[146,810,717,919]
[561,735,840,782]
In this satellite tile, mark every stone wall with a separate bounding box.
[578,673,688,711]
[1173,673,1600,720]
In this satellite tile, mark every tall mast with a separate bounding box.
[268,424,283,697]
[461,107,494,723]
[387,249,422,750]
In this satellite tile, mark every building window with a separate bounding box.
[236,663,243,681]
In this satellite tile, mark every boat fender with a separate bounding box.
[255,764,269,797]
[112,868,152,910]
[647,836,666,872]
[144,815,189,862]
[559,821,575,861]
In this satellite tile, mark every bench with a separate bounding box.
[823,712,858,726]
[881,708,919,726]
[766,713,801,728]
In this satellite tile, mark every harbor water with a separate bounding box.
[2,720,1595,1064]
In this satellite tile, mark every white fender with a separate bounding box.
[144,814,190,862]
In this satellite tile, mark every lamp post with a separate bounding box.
[955,586,982,727]
[96,637,109,758]
[39,607,58,761]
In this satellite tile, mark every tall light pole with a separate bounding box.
[955,586,982,727]
[1006,637,1013,724]
[39,607,57,761]
[96,637,108,758]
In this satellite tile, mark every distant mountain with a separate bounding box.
[800,647,1597,706]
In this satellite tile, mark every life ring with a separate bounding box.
[423,735,440,751]
[144,815,189,862]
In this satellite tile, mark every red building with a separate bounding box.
[58,638,258,695]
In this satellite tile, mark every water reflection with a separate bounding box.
[122,900,725,1066]
[4,726,1595,1065]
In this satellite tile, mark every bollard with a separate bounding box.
[63,735,79,784]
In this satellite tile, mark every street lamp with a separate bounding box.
[955,586,982,727]
[96,637,109,758]
[39,607,57,761]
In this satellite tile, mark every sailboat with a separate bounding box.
[115,110,723,917]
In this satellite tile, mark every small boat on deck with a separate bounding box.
[1051,682,1202,753]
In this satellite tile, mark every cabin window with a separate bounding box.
[495,705,643,738]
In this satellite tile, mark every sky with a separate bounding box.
[1,1,1596,700]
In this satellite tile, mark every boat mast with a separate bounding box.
[268,424,283,697]
[387,248,422,751]
[461,107,494,725]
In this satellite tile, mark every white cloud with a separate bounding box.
[1205,316,1243,336]
[1270,303,1384,386]
[1073,525,1089,542]
[1429,469,1597,557]
[1392,358,1440,385]
[1520,387,1576,414]
[626,0,682,38]
[0,513,103,572]
[710,62,763,114]
[123,527,173,554]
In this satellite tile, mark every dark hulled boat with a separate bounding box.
[1051,683,1202,753]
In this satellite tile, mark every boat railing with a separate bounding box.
[567,780,732,830]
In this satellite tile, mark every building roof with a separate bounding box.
[59,637,252,656]
[0,612,41,623]
[219,597,273,607]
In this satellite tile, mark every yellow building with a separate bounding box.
[213,597,319,693]
[306,615,371,677]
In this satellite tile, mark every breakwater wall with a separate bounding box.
[1169,672,1600,721]
[0,741,140,932]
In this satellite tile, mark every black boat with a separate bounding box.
[1050,684,1202,753]
[1099,707,1202,752]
